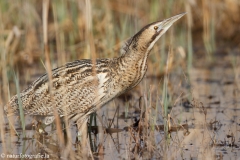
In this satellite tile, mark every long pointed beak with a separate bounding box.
[156,13,186,32]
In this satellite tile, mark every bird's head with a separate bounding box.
[121,13,186,55]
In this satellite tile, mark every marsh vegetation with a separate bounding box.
[0,0,239,159]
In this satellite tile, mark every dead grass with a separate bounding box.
[0,0,240,159]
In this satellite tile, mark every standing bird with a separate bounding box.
[4,13,185,131]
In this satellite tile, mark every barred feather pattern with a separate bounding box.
[4,55,147,124]
[4,13,185,126]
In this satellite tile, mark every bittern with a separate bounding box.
[4,13,185,131]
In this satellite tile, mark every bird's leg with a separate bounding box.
[62,120,74,159]
[76,118,88,141]
[75,118,89,156]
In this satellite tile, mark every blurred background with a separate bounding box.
[0,0,240,159]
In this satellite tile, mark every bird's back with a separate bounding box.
[4,58,116,123]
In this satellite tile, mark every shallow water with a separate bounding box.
[101,53,240,159]
[1,53,240,159]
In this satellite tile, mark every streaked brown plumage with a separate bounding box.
[4,13,185,129]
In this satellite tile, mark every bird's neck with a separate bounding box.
[121,47,150,69]
[116,48,150,87]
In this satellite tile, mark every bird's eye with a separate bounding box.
[154,26,158,30]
